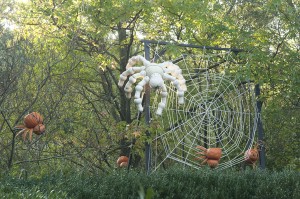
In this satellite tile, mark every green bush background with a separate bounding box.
[1,166,299,199]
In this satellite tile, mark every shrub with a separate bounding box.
[0,167,299,199]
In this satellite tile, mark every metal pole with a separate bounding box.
[144,41,151,174]
[140,39,244,53]
[255,84,266,169]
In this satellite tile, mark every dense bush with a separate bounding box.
[0,166,299,199]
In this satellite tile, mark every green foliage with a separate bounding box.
[0,167,299,199]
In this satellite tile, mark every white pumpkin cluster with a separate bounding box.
[118,55,187,115]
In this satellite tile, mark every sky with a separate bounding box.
[1,0,29,30]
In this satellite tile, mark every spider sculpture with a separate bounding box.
[118,55,187,115]
[244,147,259,169]
[15,112,45,141]
[196,146,222,168]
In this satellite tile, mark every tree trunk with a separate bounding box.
[118,22,131,124]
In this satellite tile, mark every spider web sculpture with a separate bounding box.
[143,43,259,171]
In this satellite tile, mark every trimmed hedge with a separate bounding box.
[0,167,299,199]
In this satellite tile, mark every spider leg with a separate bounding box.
[126,55,151,69]
[29,128,33,141]
[200,158,208,165]
[134,76,150,112]
[196,146,207,151]
[124,71,146,99]
[195,156,207,160]
[118,66,145,87]
[156,83,167,115]
[22,129,29,141]
[163,73,185,104]
[15,128,26,138]
[196,152,207,155]
[161,62,187,91]
[15,125,26,129]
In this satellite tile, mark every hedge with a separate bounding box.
[0,166,299,199]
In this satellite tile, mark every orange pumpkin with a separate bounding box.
[197,146,222,160]
[132,131,141,138]
[244,149,259,164]
[33,124,46,135]
[117,156,129,167]
[207,159,219,168]
[24,112,43,128]
[206,148,222,160]
[120,162,128,167]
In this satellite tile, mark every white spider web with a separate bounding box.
[143,43,258,171]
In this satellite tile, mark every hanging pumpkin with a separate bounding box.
[244,148,259,164]
[117,156,129,167]
[15,112,45,141]
[196,146,222,168]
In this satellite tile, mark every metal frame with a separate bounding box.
[144,42,152,174]
[255,84,266,169]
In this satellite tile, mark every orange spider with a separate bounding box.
[244,147,259,166]
[117,156,129,167]
[15,112,45,141]
[196,146,222,168]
